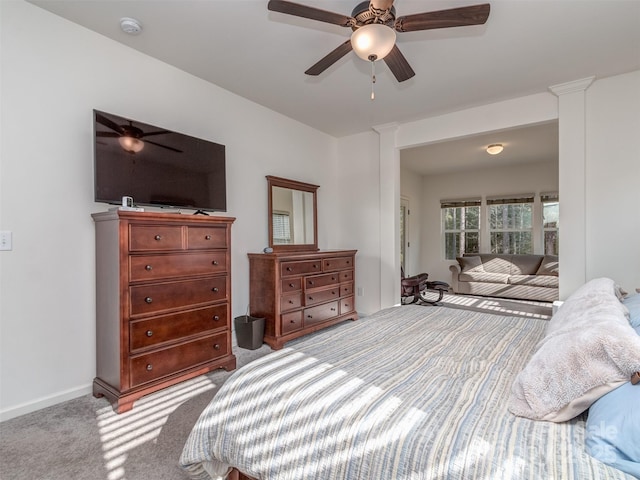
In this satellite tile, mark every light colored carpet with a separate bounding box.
[0,296,551,479]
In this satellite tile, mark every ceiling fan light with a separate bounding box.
[119,135,144,153]
[351,24,396,61]
[486,144,504,155]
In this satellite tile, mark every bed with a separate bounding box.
[180,278,640,479]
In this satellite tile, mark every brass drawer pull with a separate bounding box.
[205,235,211,240]
[286,267,292,271]
[307,315,313,319]
[213,315,220,321]
[145,265,152,271]
[290,319,296,324]
[212,287,219,293]
[146,330,153,337]
[332,276,336,281]
[313,264,318,269]
[145,297,153,304]
[331,307,336,312]
[308,280,314,285]
[308,296,313,301]
[289,283,295,288]
[154,235,162,241]
[213,344,221,350]
[146,364,153,371]
[212,260,218,266]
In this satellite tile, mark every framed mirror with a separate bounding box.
[267,175,318,252]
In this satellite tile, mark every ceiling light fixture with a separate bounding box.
[118,136,144,154]
[486,144,504,155]
[120,17,142,35]
[350,24,396,101]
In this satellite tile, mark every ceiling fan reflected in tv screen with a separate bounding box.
[93,109,227,213]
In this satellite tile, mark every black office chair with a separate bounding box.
[401,267,449,306]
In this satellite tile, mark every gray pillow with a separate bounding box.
[457,256,484,273]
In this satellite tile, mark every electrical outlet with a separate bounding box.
[357,287,364,297]
[0,231,12,251]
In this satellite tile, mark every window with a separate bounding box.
[542,193,559,255]
[272,212,291,244]
[487,196,533,254]
[441,200,480,260]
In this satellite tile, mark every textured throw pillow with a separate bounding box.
[457,256,484,273]
[509,278,640,422]
[535,255,559,276]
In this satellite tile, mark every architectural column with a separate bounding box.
[373,122,400,309]
[549,77,594,298]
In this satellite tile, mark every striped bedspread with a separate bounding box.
[180,305,633,479]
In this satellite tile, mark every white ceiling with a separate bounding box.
[26,0,639,173]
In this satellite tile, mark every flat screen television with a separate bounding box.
[93,109,226,212]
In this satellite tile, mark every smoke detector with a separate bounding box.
[120,17,142,35]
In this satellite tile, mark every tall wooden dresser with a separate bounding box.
[248,250,357,350]
[91,210,236,413]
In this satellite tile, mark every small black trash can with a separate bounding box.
[234,315,265,350]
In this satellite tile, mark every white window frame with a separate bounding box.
[441,199,481,260]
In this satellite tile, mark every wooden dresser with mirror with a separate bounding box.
[248,176,358,350]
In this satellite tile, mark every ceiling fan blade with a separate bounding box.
[384,45,415,82]
[145,139,183,153]
[268,0,353,27]
[305,40,353,76]
[140,130,171,138]
[95,113,125,135]
[96,131,120,138]
[395,4,490,33]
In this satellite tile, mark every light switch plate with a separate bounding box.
[0,231,12,251]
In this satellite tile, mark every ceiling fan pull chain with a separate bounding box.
[370,59,376,101]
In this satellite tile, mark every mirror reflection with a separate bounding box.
[267,176,318,252]
[272,186,315,245]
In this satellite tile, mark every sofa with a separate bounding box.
[449,253,559,302]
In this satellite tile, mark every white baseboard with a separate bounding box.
[0,384,92,423]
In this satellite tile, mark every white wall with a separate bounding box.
[407,161,558,283]
[585,71,640,288]
[0,1,370,420]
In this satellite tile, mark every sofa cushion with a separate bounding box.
[459,272,509,284]
[475,255,513,274]
[457,255,484,273]
[508,255,544,275]
[536,255,559,276]
[509,274,559,288]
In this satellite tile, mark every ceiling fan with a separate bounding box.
[95,112,182,154]
[268,0,490,82]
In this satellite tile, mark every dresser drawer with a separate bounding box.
[340,283,354,296]
[281,311,303,334]
[130,277,227,316]
[305,287,339,306]
[130,304,227,352]
[129,252,226,282]
[281,292,303,312]
[305,272,340,290]
[304,301,339,326]
[323,256,354,271]
[187,226,227,249]
[281,260,322,277]
[340,296,355,315]
[338,270,353,282]
[130,332,228,387]
[129,225,183,251]
[281,277,302,293]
